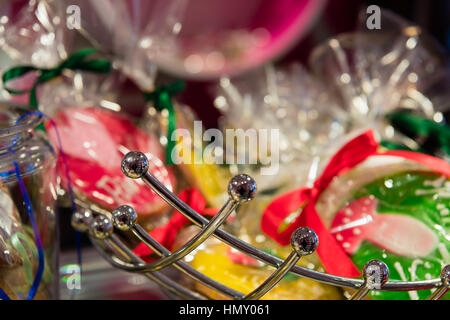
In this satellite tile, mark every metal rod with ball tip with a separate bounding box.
[243,227,318,300]
[72,210,204,299]
[111,204,245,299]
[427,265,450,300]
[349,260,389,300]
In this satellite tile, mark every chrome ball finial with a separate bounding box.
[227,174,257,203]
[112,205,137,231]
[121,151,149,179]
[89,215,113,239]
[363,260,389,288]
[71,209,93,232]
[290,227,318,256]
[441,265,450,284]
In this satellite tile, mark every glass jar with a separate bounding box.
[0,101,59,300]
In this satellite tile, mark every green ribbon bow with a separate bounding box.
[144,81,185,165]
[386,111,450,156]
[2,48,111,109]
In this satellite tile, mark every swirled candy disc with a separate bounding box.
[46,107,175,216]
[317,159,450,300]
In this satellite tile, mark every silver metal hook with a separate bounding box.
[114,155,258,272]
[350,260,389,300]
[111,198,236,272]
[116,151,443,292]
[94,234,206,300]
[76,212,205,299]
[73,150,449,300]
[110,204,246,299]
[243,227,319,300]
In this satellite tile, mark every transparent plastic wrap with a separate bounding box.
[55,0,326,79]
[57,0,236,209]
[0,1,174,223]
[158,101,232,208]
[216,63,349,193]
[309,9,448,153]
[0,0,70,69]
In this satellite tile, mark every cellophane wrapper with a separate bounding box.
[309,9,449,150]
[63,0,232,208]
[0,1,175,230]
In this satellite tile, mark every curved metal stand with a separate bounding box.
[72,151,449,300]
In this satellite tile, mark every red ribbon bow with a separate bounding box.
[261,130,450,277]
[134,188,218,260]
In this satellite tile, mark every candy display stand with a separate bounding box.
[71,151,450,300]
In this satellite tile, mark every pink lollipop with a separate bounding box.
[330,196,438,258]
[152,0,327,78]
[59,0,326,79]
[47,107,175,216]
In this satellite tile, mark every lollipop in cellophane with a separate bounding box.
[262,130,450,300]
[60,0,326,80]
[59,0,238,209]
[0,0,175,223]
[309,9,448,154]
